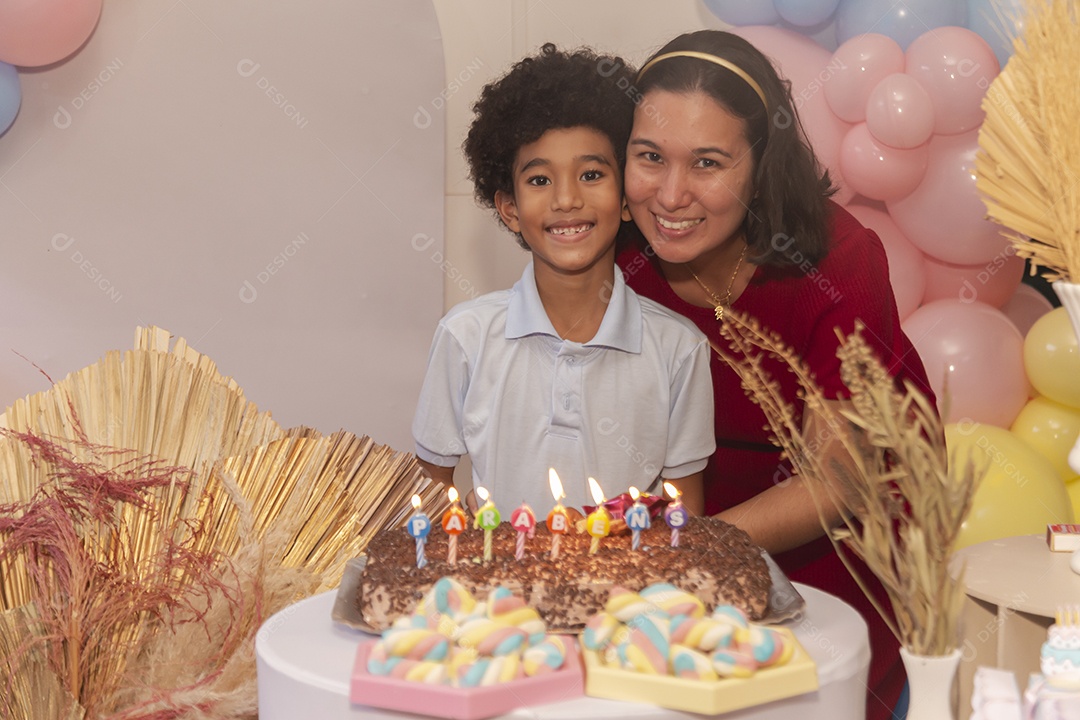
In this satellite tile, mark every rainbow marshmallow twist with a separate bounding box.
[586,583,794,680]
[367,577,568,687]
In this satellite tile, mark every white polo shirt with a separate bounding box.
[412,261,715,513]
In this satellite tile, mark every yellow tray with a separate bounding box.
[583,627,818,715]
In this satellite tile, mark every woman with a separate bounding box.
[617,30,932,720]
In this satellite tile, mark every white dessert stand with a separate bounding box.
[256,583,871,720]
[951,534,1080,717]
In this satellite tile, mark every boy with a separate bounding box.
[412,44,715,512]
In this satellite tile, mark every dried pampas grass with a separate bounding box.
[715,313,983,655]
[0,327,447,719]
[976,0,1080,281]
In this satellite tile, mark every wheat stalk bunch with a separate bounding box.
[976,0,1080,281]
[715,313,983,655]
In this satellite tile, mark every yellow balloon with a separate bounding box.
[1023,307,1080,408]
[1010,396,1080,483]
[947,423,1073,550]
[1069,478,1080,521]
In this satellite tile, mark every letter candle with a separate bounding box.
[585,477,611,555]
[662,481,688,548]
[473,486,500,562]
[407,494,432,568]
[511,502,536,561]
[441,487,467,565]
[625,486,650,551]
[546,469,570,559]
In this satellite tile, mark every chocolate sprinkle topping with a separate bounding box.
[357,516,771,631]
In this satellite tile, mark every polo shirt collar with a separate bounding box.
[505,261,642,353]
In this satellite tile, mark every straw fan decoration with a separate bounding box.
[713,313,983,655]
[976,0,1080,283]
[0,327,447,719]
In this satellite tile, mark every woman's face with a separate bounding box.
[624,89,756,265]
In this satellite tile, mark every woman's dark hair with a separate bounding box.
[464,43,637,248]
[635,30,836,266]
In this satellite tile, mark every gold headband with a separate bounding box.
[636,51,768,111]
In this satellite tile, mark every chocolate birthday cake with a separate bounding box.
[357,516,772,632]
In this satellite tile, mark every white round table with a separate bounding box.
[257,583,870,720]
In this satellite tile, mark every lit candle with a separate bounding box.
[441,487,467,565]
[585,477,610,555]
[407,494,432,568]
[663,482,688,548]
[546,469,570,559]
[511,502,536,561]
[473,486,500,562]
[625,486,650,552]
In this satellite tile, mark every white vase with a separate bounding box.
[1052,281,1080,475]
[900,647,961,720]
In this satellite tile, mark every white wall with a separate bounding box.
[0,0,446,452]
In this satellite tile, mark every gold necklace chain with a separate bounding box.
[687,244,747,322]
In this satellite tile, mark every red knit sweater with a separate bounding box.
[618,201,933,720]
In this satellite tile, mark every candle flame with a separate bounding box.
[663,482,679,501]
[447,487,459,504]
[587,477,605,505]
[548,469,565,502]
[476,486,490,503]
[629,486,640,501]
[411,494,422,510]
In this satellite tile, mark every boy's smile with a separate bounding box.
[495,126,631,280]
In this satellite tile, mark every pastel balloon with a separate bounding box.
[775,0,840,28]
[1002,283,1054,337]
[906,27,999,135]
[732,26,851,203]
[1068,479,1080,523]
[966,0,1027,68]
[824,34,905,123]
[836,0,966,49]
[921,251,1023,309]
[1024,307,1080,409]
[903,300,1027,427]
[701,0,780,25]
[0,62,18,135]
[839,123,928,201]
[887,130,1013,266]
[865,73,935,149]
[948,422,1072,550]
[845,203,925,320]
[1010,396,1080,484]
[0,0,103,67]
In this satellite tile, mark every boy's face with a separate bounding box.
[495,127,630,278]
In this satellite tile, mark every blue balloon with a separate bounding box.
[836,0,967,49]
[966,0,1025,68]
[702,0,779,26]
[775,0,839,28]
[776,15,839,51]
[0,62,20,136]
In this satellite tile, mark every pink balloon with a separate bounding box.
[922,250,1024,308]
[733,26,851,203]
[846,202,926,320]
[823,33,905,123]
[905,26,1000,135]
[0,0,102,67]
[865,73,935,149]
[887,130,1012,265]
[1003,283,1055,337]
[839,123,928,202]
[903,299,1027,427]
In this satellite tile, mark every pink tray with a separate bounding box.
[350,636,584,719]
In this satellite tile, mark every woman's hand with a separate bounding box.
[714,399,852,554]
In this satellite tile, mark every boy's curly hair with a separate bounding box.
[463,43,637,245]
